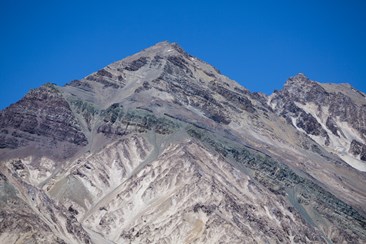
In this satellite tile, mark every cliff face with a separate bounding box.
[1,42,366,243]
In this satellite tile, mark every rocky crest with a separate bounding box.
[1,42,366,243]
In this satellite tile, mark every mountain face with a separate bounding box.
[0,41,365,243]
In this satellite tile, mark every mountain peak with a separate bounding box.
[66,40,245,111]
[286,73,310,85]
[146,40,175,51]
[149,40,179,49]
[293,73,308,79]
[138,41,189,58]
[282,73,320,93]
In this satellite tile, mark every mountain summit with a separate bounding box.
[1,42,366,243]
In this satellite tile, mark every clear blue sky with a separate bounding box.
[1,0,366,109]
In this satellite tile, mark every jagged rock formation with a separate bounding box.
[1,41,366,243]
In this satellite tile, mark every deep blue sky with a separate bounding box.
[1,0,366,109]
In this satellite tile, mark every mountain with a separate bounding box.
[1,41,365,243]
[269,74,366,171]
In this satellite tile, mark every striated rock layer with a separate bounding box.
[1,41,366,243]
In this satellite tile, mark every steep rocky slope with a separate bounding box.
[1,41,365,243]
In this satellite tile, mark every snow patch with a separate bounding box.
[267,93,277,110]
[339,154,366,172]
[294,102,366,171]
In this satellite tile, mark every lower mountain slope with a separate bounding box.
[2,120,366,243]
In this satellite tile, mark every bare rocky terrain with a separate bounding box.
[1,41,365,243]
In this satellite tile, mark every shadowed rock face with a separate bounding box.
[1,42,366,243]
[349,140,366,161]
[0,84,88,159]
